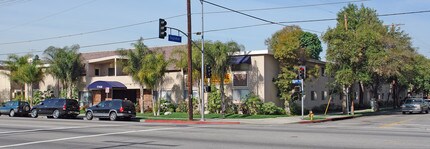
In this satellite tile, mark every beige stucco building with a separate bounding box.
[0,45,404,112]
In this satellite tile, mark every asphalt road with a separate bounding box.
[0,111,429,149]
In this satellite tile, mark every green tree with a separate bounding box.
[205,41,243,117]
[44,45,84,99]
[119,38,150,113]
[266,25,322,114]
[139,49,169,116]
[2,54,43,104]
[323,4,386,113]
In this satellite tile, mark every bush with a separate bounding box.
[208,89,222,113]
[261,102,285,115]
[159,99,176,113]
[243,93,262,115]
[176,100,188,112]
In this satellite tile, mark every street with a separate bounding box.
[0,111,429,149]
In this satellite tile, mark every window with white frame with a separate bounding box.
[321,91,327,100]
[233,89,250,101]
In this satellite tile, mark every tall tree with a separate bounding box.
[205,41,243,117]
[323,4,386,113]
[44,45,84,99]
[139,49,169,116]
[266,25,323,114]
[119,38,150,113]
[2,54,43,104]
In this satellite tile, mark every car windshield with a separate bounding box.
[405,99,422,104]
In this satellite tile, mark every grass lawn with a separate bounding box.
[136,112,289,120]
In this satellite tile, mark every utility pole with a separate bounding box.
[200,0,205,121]
[186,0,193,121]
[344,13,350,115]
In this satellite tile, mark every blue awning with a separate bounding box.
[87,81,127,90]
[229,56,251,65]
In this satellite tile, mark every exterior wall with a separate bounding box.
[262,55,281,106]
[38,74,57,92]
[160,71,185,104]
[0,70,11,102]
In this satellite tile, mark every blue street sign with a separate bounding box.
[168,35,182,43]
[292,79,302,84]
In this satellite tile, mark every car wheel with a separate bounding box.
[31,109,38,118]
[52,110,60,119]
[86,111,93,120]
[402,111,406,114]
[426,110,429,114]
[23,105,30,112]
[9,110,15,117]
[109,112,117,121]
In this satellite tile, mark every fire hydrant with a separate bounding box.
[309,111,314,121]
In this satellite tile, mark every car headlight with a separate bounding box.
[415,105,420,108]
[401,105,405,108]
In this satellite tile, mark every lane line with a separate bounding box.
[379,118,417,128]
[0,124,122,134]
[0,127,181,148]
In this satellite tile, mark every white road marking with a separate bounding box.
[0,127,181,148]
[0,125,122,134]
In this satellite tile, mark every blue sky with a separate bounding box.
[0,0,429,60]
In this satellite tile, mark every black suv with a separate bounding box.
[30,98,80,119]
[86,99,136,121]
[0,100,30,117]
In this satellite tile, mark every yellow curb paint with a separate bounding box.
[379,118,416,128]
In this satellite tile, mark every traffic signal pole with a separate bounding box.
[200,0,205,121]
[301,78,304,120]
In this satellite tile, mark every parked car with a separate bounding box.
[30,98,80,119]
[0,100,30,117]
[401,98,429,114]
[86,99,136,121]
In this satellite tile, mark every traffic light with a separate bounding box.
[298,66,306,79]
[159,18,167,39]
[205,65,212,78]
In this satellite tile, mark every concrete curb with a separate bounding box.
[143,119,241,125]
[298,115,357,124]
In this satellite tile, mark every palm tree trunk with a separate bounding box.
[139,86,144,114]
[29,83,33,106]
[220,75,225,118]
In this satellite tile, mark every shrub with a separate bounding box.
[261,102,285,115]
[159,99,176,113]
[176,100,188,112]
[243,93,262,115]
[208,89,222,113]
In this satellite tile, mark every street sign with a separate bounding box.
[168,35,182,43]
[292,79,302,84]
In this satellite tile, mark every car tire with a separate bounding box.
[52,110,60,119]
[109,112,117,121]
[426,110,429,114]
[9,110,15,117]
[31,109,38,118]
[402,111,406,114]
[86,111,93,120]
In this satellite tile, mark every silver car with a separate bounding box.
[401,98,429,114]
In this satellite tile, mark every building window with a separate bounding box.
[311,91,316,100]
[321,91,327,100]
[95,69,100,76]
[108,68,115,76]
[184,90,199,99]
[321,67,326,76]
[233,73,247,86]
[233,89,250,101]
[161,90,172,101]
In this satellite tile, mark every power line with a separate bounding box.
[201,0,321,33]
[0,37,158,56]
[0,0,97,32]
[0,0,366,45]
[204,0,369,15]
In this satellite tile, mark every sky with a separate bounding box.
[0,0,429,61]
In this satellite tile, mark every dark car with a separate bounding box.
[0,100,30,117]
[30,98,80,119]
[86,99,136,121]
[401,98,429,114]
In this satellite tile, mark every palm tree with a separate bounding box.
[139,50,169,116]
[205,41,243,117]
[119,38,150,113]
[44,45,84,99]
[2,54,43,105]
